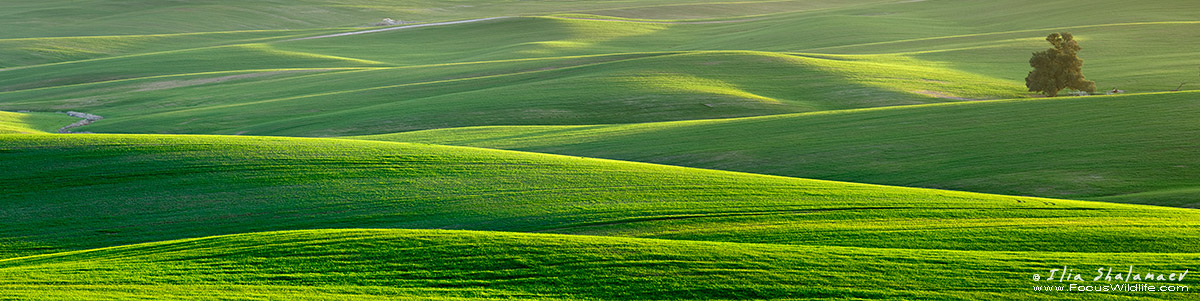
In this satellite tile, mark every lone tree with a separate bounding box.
[1025,32,1096,97]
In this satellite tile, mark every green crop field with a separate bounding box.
[5,0,1200,136]
[2,0,1198,299]
[2,229,1197,300]
[356,91,1200,208]
[3,134,1200,299]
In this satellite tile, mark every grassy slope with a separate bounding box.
[2,229,1196,300]
[2,1,1198,136]
[0,12,1027,135]
[0,51,1018,136]
[5,0,874,38]
[812,0,1200,93]
[0,29,348,68]
[355,91,1200,207]
[0,112,48,134]
[3,1,1200,299]
[269,1,1200,93]
[0,43,389,92]
[0,0,887,68]
[6,134,1200,259]
[0,111,78,134]
[0,0,888,70]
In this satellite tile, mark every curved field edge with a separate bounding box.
[350,91,1200,207]
[0,229,1195,300]
[4,134,1200,258]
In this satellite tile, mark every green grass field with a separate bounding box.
[7,0,870,38]
[2,229,1196,300]
[355,91,1200,208]
[4,0,1199,136]
[0,50,1025,135]
[11,134,1200,256]
[2,0,1198,299]
[3,134,1200,299]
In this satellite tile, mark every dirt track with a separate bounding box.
[58,111,103,133]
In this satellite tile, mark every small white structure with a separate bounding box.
[376,18,405,26]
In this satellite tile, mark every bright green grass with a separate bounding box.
[4,134,1200,259]
[354,91,1200,207]
[2,229,1197,300]
[0,51,1020,136]
[0,111,48,134]
[0,111,77,134]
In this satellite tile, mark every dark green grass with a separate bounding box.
[4,134,1200,259]
[0,229,1196,300]
[355,91,1200,207]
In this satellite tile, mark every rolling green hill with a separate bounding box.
[6,134,1200,259]
[5,133,1200,299]
[0,29,351,68]
[4,0,1200,299]
[0,51,1020,136]
[1,229,1195,300]
[355,91,1200,207]
[6,0,882,38]
[4,1,1199,136]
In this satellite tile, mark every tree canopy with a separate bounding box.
[1026,32,1096,97]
